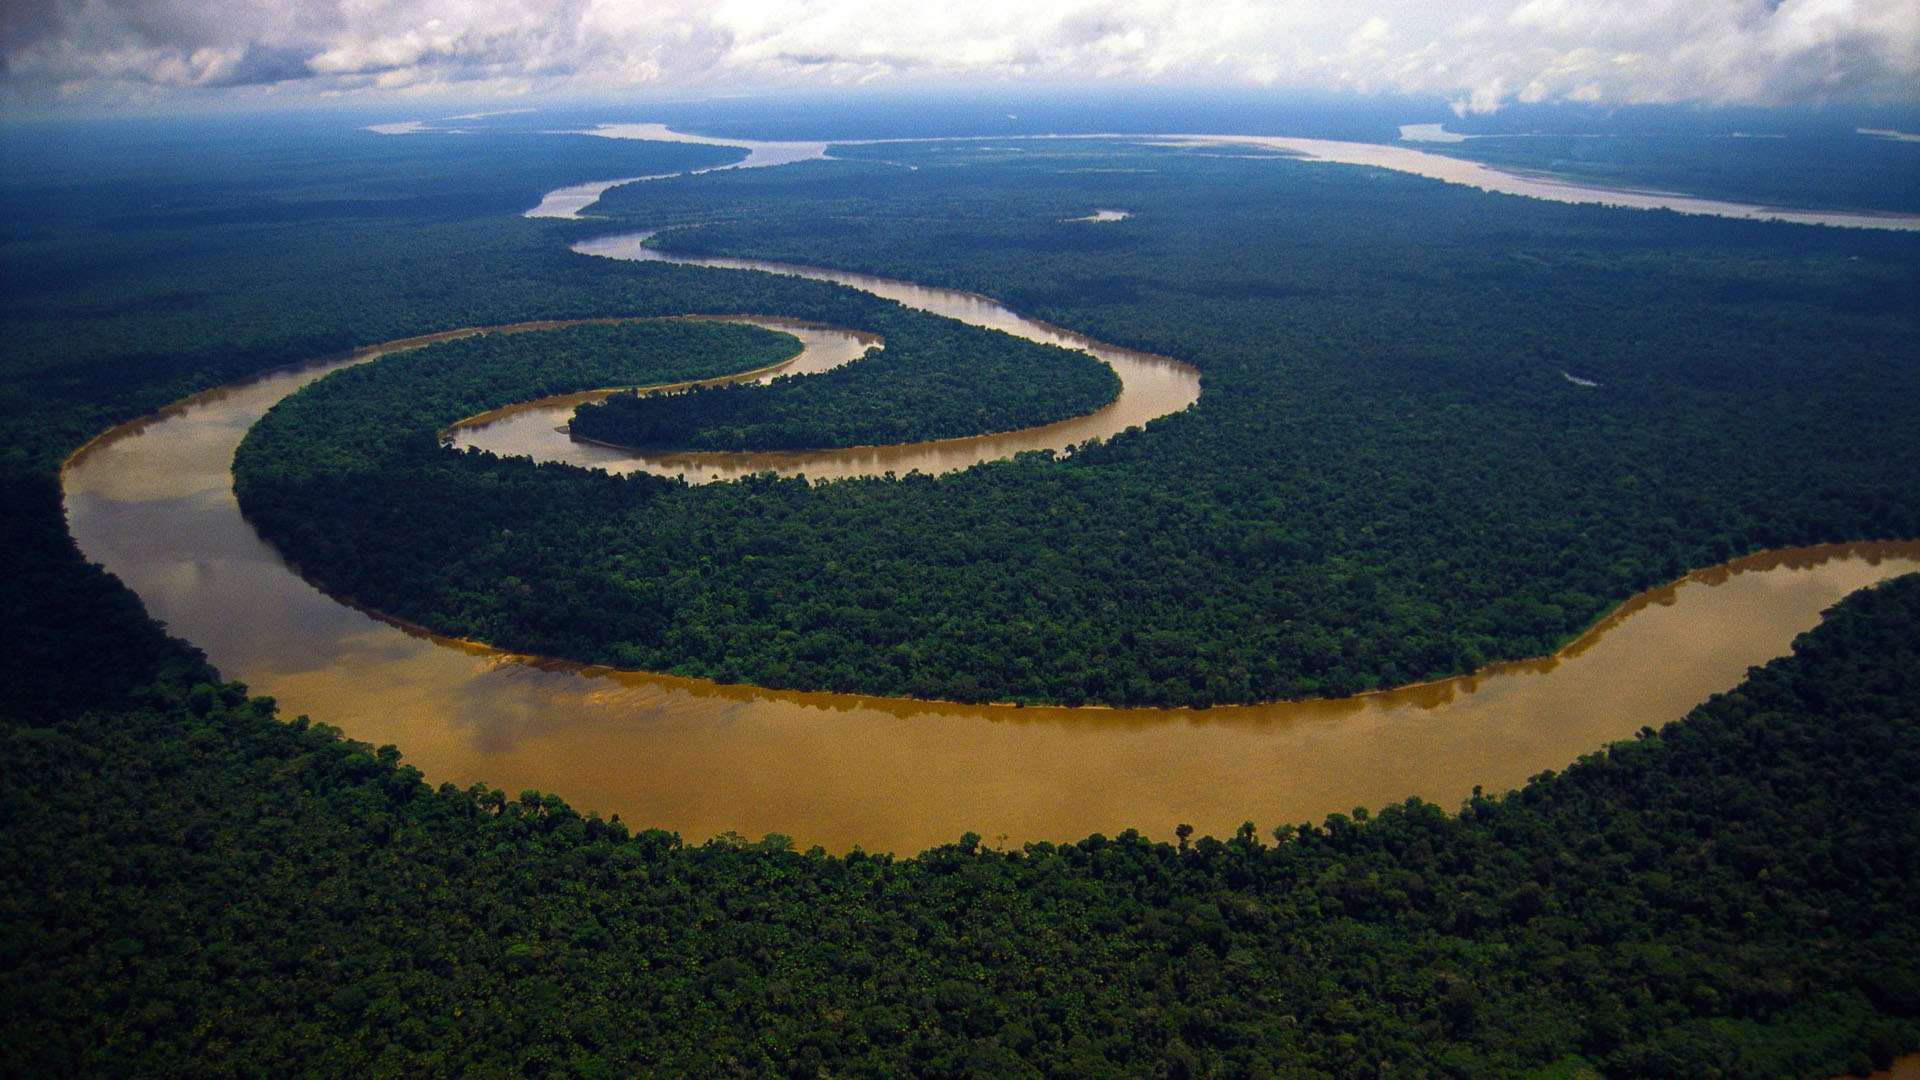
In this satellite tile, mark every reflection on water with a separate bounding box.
[61,332,1920,851]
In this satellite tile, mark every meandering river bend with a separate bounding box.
[446,231,1200,482]
[58,137,1920,852]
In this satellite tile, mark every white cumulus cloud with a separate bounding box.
[2,0,1916,110]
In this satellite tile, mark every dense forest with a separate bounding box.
[5,569,1920,1076]
[222,137,1920,706]
[568,315,1118,451]
[5,117,1920,1075]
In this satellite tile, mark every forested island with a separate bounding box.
[4,116,1919,1075]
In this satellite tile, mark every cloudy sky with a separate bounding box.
[4,0,1917,114]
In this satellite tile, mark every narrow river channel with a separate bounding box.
[447,230,1201,482]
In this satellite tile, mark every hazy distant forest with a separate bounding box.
[3,119,1919,1075]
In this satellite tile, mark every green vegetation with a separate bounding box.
[6,119,1920,1076]
[6,572,1920,1075]
[569,315,1119,450]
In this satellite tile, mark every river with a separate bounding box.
[57,129,1920,853]
[61,244,1920,853]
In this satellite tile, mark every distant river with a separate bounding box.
[525,123,1920,231]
